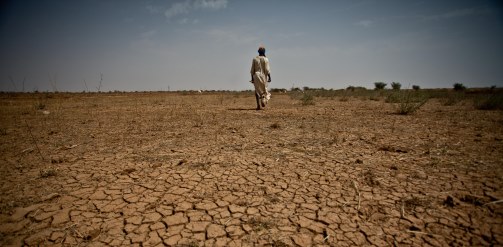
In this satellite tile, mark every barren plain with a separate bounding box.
[0,92,502,246]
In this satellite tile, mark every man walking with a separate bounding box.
[250,46,271,110]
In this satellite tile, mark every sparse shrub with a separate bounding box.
[391,82,401,90]
[301,93,315,105]
[374,82,387,90]
[369,92,380,101]
[390,91,428,115]
[474,94,503,110]
[453,83,466,91]
[412,85,420,90]
[35,101,46,110]
[443,92,465,106]
[248,217,274,231]
[397,99,428,115]
[385,92,401,103]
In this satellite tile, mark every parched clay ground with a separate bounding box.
[0,92,502,246]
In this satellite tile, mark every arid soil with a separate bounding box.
[0,92,502,246]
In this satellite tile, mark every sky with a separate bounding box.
[0,0,502,92]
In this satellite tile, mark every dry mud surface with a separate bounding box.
[0,92,502,246]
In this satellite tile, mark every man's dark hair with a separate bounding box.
[258,47,266,56]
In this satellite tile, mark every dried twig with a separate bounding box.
[25,120,45,161]
[484,199,503,206]
[96,73,103,92]
[20,147,34,154]
[352,180,361,210]
[323,234,330,242]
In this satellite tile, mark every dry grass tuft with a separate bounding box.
[248,217,275,231]
[40,168,57,178]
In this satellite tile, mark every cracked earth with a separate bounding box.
[0,92,502,246]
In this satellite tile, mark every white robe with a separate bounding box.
[250,56,271,102]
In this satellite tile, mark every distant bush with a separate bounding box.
[374,82,387,90]
[453,83,466,91]
[270,88,287,93]
[474,94,503,110]
[391,82,401,90]
[412,85,420,90]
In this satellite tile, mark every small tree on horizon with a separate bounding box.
[391,82,401,90]
[412,85,420,90]
[374,82,387,90]
[453,83,466,91]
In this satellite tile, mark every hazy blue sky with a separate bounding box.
[1,0,502,92]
